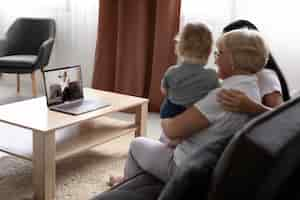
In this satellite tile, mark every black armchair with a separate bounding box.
[0,17,56,96]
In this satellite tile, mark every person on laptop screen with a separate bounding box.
[48,69,83,104]
[43,65,109,115]
[58,71,83,101]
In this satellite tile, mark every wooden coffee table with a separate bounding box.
[0,88,148,200]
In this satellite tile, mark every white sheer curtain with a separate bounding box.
[181,0,235,71]
[181,0,300,95]
[0,0,99,86]
[235,1,300,95]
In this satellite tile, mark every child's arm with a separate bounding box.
[161,75,169,96]
[161,65,176,96]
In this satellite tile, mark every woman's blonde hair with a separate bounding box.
[218,29,269,73]
[175,22,213,64]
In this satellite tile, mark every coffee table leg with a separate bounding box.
[33,130,56,200]
[134,102,148,137]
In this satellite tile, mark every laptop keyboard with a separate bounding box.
[55,101,85,109]
[50,98,110,115]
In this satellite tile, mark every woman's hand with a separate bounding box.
[167,138,181,148]
[217,89,266,113]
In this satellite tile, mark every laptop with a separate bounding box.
[42,65,110,115]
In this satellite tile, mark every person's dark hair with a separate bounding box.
[223,19,290,101]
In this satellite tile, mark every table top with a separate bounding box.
[0,88,148,132]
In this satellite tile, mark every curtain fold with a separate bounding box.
[93,0,181,112]
[148,0,182,111]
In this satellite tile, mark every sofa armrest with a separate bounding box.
[110,172,164,192]
[36,38,55,68]
[0,37,8,57]
[91,172,164,200]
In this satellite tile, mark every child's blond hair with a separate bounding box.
[175,22,213,64]
[218,29,269,73]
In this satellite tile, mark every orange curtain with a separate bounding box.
[93,0,181,112]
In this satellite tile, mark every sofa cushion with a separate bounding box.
[0,55,38,73]
[209,96,300,200]
[158,135,231,200]
[0,55,37,66]
[274,164,300,200]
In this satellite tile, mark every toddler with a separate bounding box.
[160,22,219,145]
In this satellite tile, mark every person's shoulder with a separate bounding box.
[256,69,282,95]
[257,69,280,84]
[202,67,218,77]
[222,75,259,96]
[257,69,277,78]
[200,68,220,86]
[164,64,180,76]
[223,75,257,87]
[164,63,190,81]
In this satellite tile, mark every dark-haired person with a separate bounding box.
[218,19,290,114]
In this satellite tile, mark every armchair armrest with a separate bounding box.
[36,38,55,68]
[0,37,8,57]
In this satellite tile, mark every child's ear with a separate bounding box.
[208,46,213,58]
[174,42,180,56]
[229,53,235,70]
[208,45,212,53]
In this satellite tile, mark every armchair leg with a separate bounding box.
[31,71,37,97]
[17,74,20,93]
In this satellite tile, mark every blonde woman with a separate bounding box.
[218,20,290,114]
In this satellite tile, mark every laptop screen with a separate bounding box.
[43,65,84,106]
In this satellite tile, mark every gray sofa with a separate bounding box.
[92,95,300,200]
